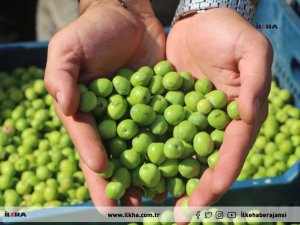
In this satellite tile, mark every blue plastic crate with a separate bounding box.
[217,161,300,206]
[0,42,47,71]
[255,0,300,107]
[1,41,300,211]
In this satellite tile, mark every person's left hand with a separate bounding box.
[166,8,273,211]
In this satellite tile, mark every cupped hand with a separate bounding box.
[44,0,165,207]
[167,8,273,209]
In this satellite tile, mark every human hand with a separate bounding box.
[166,8,273,209]
[44,0,165,207]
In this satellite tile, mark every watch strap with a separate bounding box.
[173,0,256,25]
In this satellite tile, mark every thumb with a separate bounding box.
[44,28,81,116]
[237,35,273,124]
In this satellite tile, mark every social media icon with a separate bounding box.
[204,211,212,219]
[196,211,201,219]
[227,212,236,218]
[215,211,224,219]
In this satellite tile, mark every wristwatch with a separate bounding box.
[173,0,256,25]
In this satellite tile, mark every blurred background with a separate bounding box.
[1,0,299,45]
[0,0,179,43]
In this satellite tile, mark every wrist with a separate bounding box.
[80,0,154,19]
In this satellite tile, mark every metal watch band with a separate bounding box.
[173,0,256,25]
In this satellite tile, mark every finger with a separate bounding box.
[210,120,257,196]
[121,186,142,206]
[189,108,267,207]
[188,168,217,207]
[81,161,117,207]
[55,102,108,172]
[211,102,268,192]
[44,23,81,116]
[174,197,191,224]
[237,33,273,124]
[189,122,249,206]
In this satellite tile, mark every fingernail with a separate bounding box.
[56,92,66,114]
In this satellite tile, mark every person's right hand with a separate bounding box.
[44,0,165,207]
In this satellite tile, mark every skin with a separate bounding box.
[45,0,165,207]
[167,8,273,211]
[44,0,273,213]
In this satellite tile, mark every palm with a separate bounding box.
[166,9,273,209]
[167,10,245,99]
[47,4,165,84]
